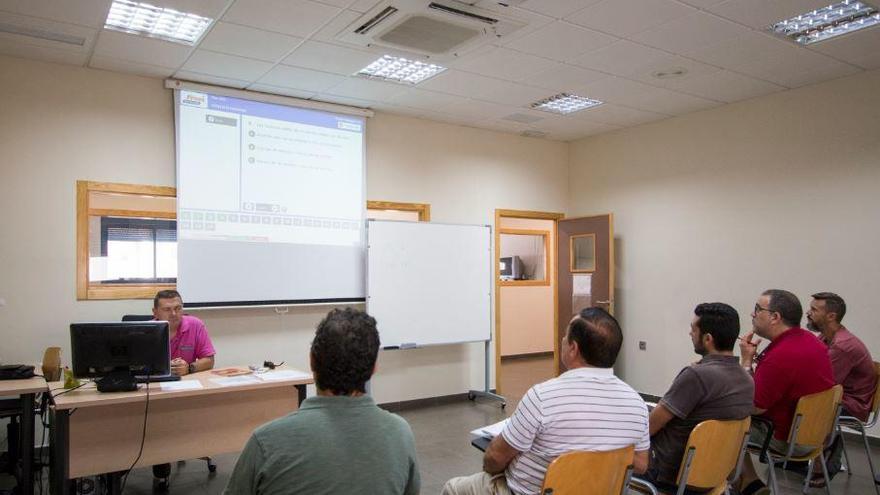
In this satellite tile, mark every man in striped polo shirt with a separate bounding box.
[443,307,650,495]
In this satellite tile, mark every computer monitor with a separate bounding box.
[499,255,524,280]
[70,321,170,392]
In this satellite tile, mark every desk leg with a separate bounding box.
[19,393,35,495]
[296,384,306,406]
[49,409,70,495]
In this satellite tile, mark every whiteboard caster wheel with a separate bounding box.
[467,392,475,401]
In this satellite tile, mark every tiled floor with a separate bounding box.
[9,355,880,494]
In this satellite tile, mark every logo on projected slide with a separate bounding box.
[180,91,207,108]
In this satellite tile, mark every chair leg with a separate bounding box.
[802,458,813,495]
[839,426,852,475]
[819,453,832,495]
[859,428,880,495]
[767,455,779,495]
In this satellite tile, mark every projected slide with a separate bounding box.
[175,89,366,306]
[177,90,364,246]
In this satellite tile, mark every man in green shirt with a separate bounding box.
[224,308,420,495]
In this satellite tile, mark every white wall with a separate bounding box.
[568,69,880,415]
[0,54,569,404]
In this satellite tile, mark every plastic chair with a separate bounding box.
[747,385,843,495]
[540,445,634,495]
[630,417,751,495]
[836,361,880,495]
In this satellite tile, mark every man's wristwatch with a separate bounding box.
[188,363,197,374]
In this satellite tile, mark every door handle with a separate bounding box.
[595,300,613,304]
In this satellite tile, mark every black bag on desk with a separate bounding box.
[0,364,36,380]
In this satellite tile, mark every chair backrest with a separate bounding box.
[122,314,154,322]
[788,384,843,448]
[869,361,880,420]
[541,445,634,495]
[675,417,751,490]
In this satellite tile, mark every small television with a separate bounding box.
[70,321,171,392]
[499,255,524,280]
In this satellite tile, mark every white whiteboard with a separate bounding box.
[367,220,492,348]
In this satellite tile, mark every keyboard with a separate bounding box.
[134,374,181,383]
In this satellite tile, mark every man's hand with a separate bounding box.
[171,357,188,376]
[739,331,761,368]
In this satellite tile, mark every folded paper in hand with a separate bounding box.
[469,418,509,439]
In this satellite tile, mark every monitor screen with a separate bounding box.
[70,322,171,378]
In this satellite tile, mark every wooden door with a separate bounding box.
[556,214,613,374]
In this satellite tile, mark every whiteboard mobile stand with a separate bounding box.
[366,219,505,408]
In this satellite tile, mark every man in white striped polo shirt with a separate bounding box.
[443,307,650,495]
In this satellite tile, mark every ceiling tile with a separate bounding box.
[439,99,514,121]
[257,64,348,92]
[312,0,354,8]
[504,21,618,62]
[324,77,408,101]
[514,0,603,19]
[763,60,862,88]
[574,103,669,126]
[661,69,784,102]
[687,31,791,72]
[222,0,341,37]
[93,30,193,67]
[0,0,111,28]
[198,22,303,62]
[629,10,751,56]
[730,41,857,86]
[148,0,230,18]
[247,83,316,100]
[807,27,880,70]
[89,55,176,78]
[388,88,473,112]
[453,46,558,82]
[583,76,721,114]
[572,40,673,77]
[677,0,726,7]
[347,0,380,13]
[566,0,694,38]
[0,11,97,52]
[309,9,360,43]
[282,40,376,75]
[174,70,250,88]
[628,56,722,88]
[0,41,89,66]
[312,93,376,108]
[520,63,608,92]
[706,0,832,30]
[181,49,274,81]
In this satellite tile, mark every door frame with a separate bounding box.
[494,208,564,395]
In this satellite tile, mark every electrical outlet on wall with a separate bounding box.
[639,341,647,351]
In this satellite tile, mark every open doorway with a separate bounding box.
[495,209,563,406]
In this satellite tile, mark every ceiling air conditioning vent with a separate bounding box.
[336,0,527,62]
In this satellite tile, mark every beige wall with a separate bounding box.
[0,55,569,404]
[499,217,555,356]
[568,70,880,414]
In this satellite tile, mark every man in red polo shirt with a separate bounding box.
[737,289,834,495]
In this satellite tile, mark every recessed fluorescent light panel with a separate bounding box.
[530,93,603,115]
[770,1,880,45]
[105,0,213,45]
[356,55,446,85]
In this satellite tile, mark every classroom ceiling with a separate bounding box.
[1,0,878,141]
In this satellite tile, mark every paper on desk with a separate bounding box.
[160,380,204,391]
[256,369,312,381]
[469,418,509,439]
[210,376,262,387]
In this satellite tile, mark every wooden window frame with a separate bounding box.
[366,200,431,221]
[77,181,177,300]
[569,233,597,273]
[498,228,551,287]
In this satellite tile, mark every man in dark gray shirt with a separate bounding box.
[645,302,754,490]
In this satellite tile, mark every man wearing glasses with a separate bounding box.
[736,289,834,495]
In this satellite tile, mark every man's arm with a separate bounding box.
[482,434,521,475]
[223,435,263,495]
[633,450,649,475]
[649,403,676,436]
[192,356,214,373]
